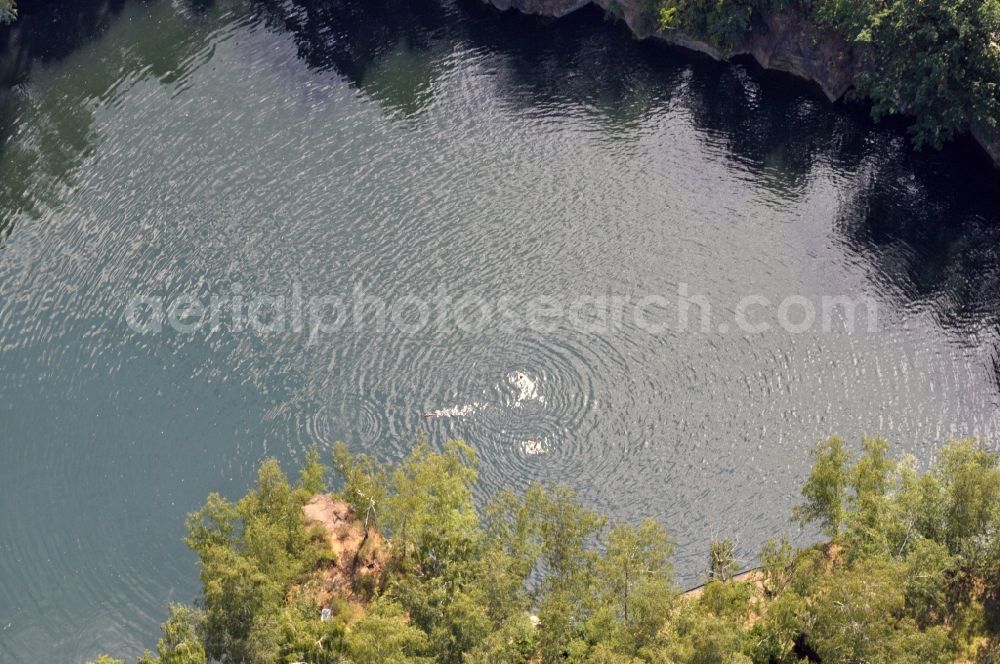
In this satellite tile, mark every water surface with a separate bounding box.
[2,0,1000,660]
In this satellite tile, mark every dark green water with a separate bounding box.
[1,0,1000,660]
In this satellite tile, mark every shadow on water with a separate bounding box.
[836,137,1000,329]
[0,0,124,235]
[0,0,244,237]
[2,2,1000,659]
[247,0,1000,189]
[213,0,1000,340]
[0,0,128,85]
[832,138,1000,391]
[1,0,1000,326]
[254,0,452,115]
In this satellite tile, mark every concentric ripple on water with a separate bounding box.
[2,0,1000,662]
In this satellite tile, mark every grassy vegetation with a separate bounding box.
[655,0,1000,150]
[87,435,1000,663]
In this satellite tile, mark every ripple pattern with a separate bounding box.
[2,1,1000,662]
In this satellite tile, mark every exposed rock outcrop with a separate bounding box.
[301,494,388,607]
[484,0,855,99]
[744,10,857,102]
[487,0,589,17]
[482,0,998,166]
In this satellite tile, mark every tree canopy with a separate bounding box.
[89,436,1000,663]
[656,0,1000,150]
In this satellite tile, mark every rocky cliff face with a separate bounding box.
[743,10,857,102]
[482,0,998,167]
[487,0,590,16]
[483,0,855,98]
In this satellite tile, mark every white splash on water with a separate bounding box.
[423,402,485,419]
[521,439,548,455]
[424,372,549,455]
[508,371,544,407]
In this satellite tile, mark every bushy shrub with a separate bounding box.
[653,0,1000,149]
[90,437,1000,663]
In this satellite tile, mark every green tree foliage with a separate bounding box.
[345,598,431,663]
[657,0,759,49]
[149,604,207,664]
[654,0,1000,149]
[793,435,850,537]
[759,535,794,596]
[935,439,1000,550]
[663,595,750,664]
[839,0,1000,148]
[530,485,606,663]
[782,437,1000,662]
[383,439,480,568]
[180,455,333,663]
[598,520,674,627]
[806,558,906,661]
[570,519,676,660]
[297,446,328,495]
[709,539,739,581]
[332,441,386,535]
[92,436,1000,663]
